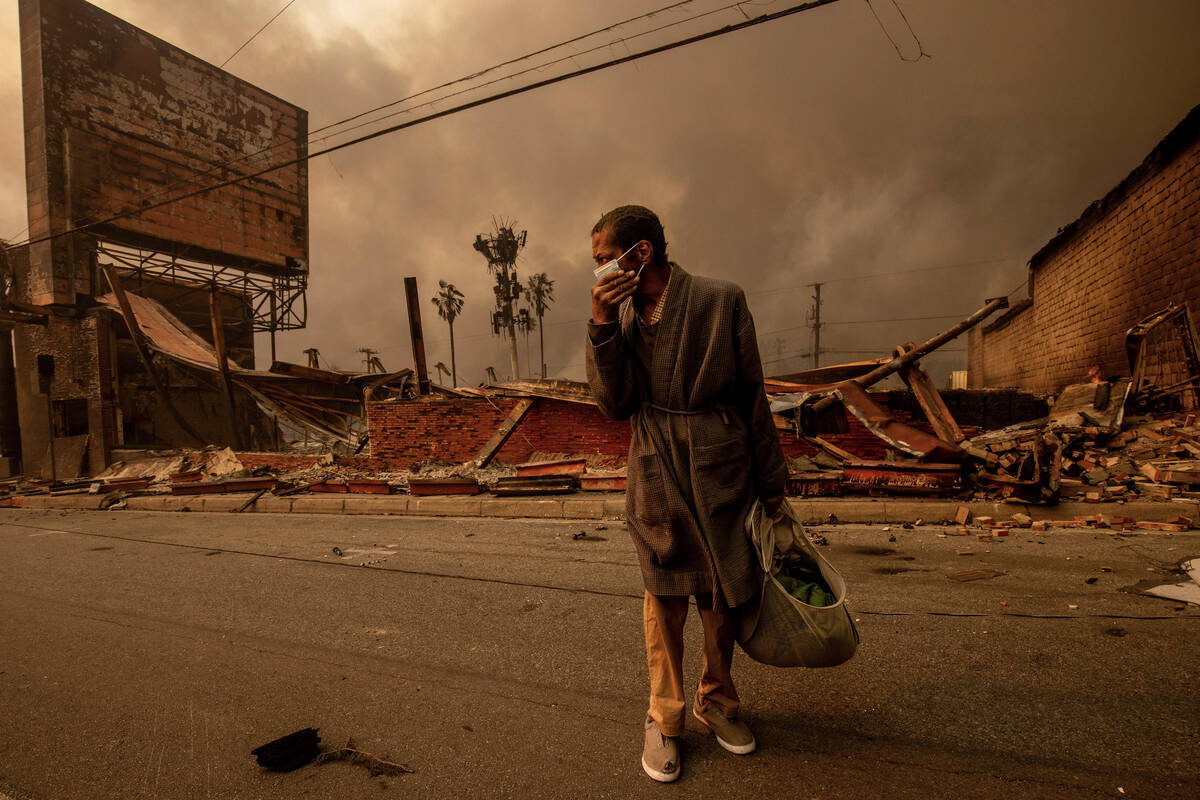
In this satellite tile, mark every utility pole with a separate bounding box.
[303,348,320,369]
[358,347,380,374]
[808,282,823,369]
[473,223,527,381]
[403,276,431,394]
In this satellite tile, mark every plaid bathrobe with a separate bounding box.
[586,264,788,609]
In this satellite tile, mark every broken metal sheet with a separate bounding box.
[833,381,964,461]
[769,392,814,415]
[1047,379,1132,433]
[96,292,238,372]
[97,291,393,446]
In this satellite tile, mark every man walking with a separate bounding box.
[585,205,787,782]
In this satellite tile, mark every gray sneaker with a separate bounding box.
[642,716,680,782]
[693,705,756,754]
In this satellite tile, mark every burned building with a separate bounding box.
[969,104,1200,394]
[2,0,309,477]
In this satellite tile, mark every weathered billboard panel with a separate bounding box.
[20,0,308,305]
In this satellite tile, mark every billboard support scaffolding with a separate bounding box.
[95,241,306,334]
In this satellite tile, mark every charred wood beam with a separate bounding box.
[896,348,965,443]
[209,289,243,450]
[404,277,431,395]
[811,296,1009,413]
[470,398,534,469]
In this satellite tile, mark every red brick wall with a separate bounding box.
[366,393,934,470]
[970,114,1200,392]
[12,314,109,475]
[365,396,632,469]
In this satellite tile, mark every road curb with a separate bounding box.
[8,492,1199,526]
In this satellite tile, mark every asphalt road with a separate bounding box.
[1,508,1197,799]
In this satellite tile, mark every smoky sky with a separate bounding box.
[2,0,1198,387]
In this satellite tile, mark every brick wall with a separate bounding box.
[19,0,308,305]
[365,393,945,470]
[365,396,633,469]
[971,106,1200,392]
[12,314,111,475]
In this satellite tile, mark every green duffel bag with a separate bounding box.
[734,499,859,668]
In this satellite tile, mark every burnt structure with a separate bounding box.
[969,104,1200,394]
[3,0,310,476]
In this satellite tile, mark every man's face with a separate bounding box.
[590,226,628,273]
[591,227,643,274]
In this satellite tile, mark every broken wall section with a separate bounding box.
[13,313,115,476]
[366,396,632,470]
[969,104,1200,391]
[365,388,1048,471]
[19,0,309,305]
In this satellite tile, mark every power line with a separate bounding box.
[758,313,968,337]
[824,313,972,325]
[865,0,930,62]
[6,0,843,251]
[762,346,965,366]
[746,256,1023,296]
[220,0,299,69]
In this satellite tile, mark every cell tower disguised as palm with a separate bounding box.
[431,280,465,387]
[473,222,527,381]
[525,272,555,379]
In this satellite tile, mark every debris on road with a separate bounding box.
[946,568,1005,582]
[251,727,321,772]
[1138,557,1200,605]
[314,738,414,777]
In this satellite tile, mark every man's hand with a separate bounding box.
[763,494,784,518]
[590,269,639,324]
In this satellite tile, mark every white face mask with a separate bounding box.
[593,242,643,281]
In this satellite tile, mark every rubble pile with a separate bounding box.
[965,409,1200,505]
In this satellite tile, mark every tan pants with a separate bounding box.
[643,591,740,737]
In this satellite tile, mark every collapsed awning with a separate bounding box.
[95,291,413,446]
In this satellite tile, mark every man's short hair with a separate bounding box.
[592,205,669,266]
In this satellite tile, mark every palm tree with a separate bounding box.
[515,307,534,380]
[431,281,465,387]
[525,272,555,379]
